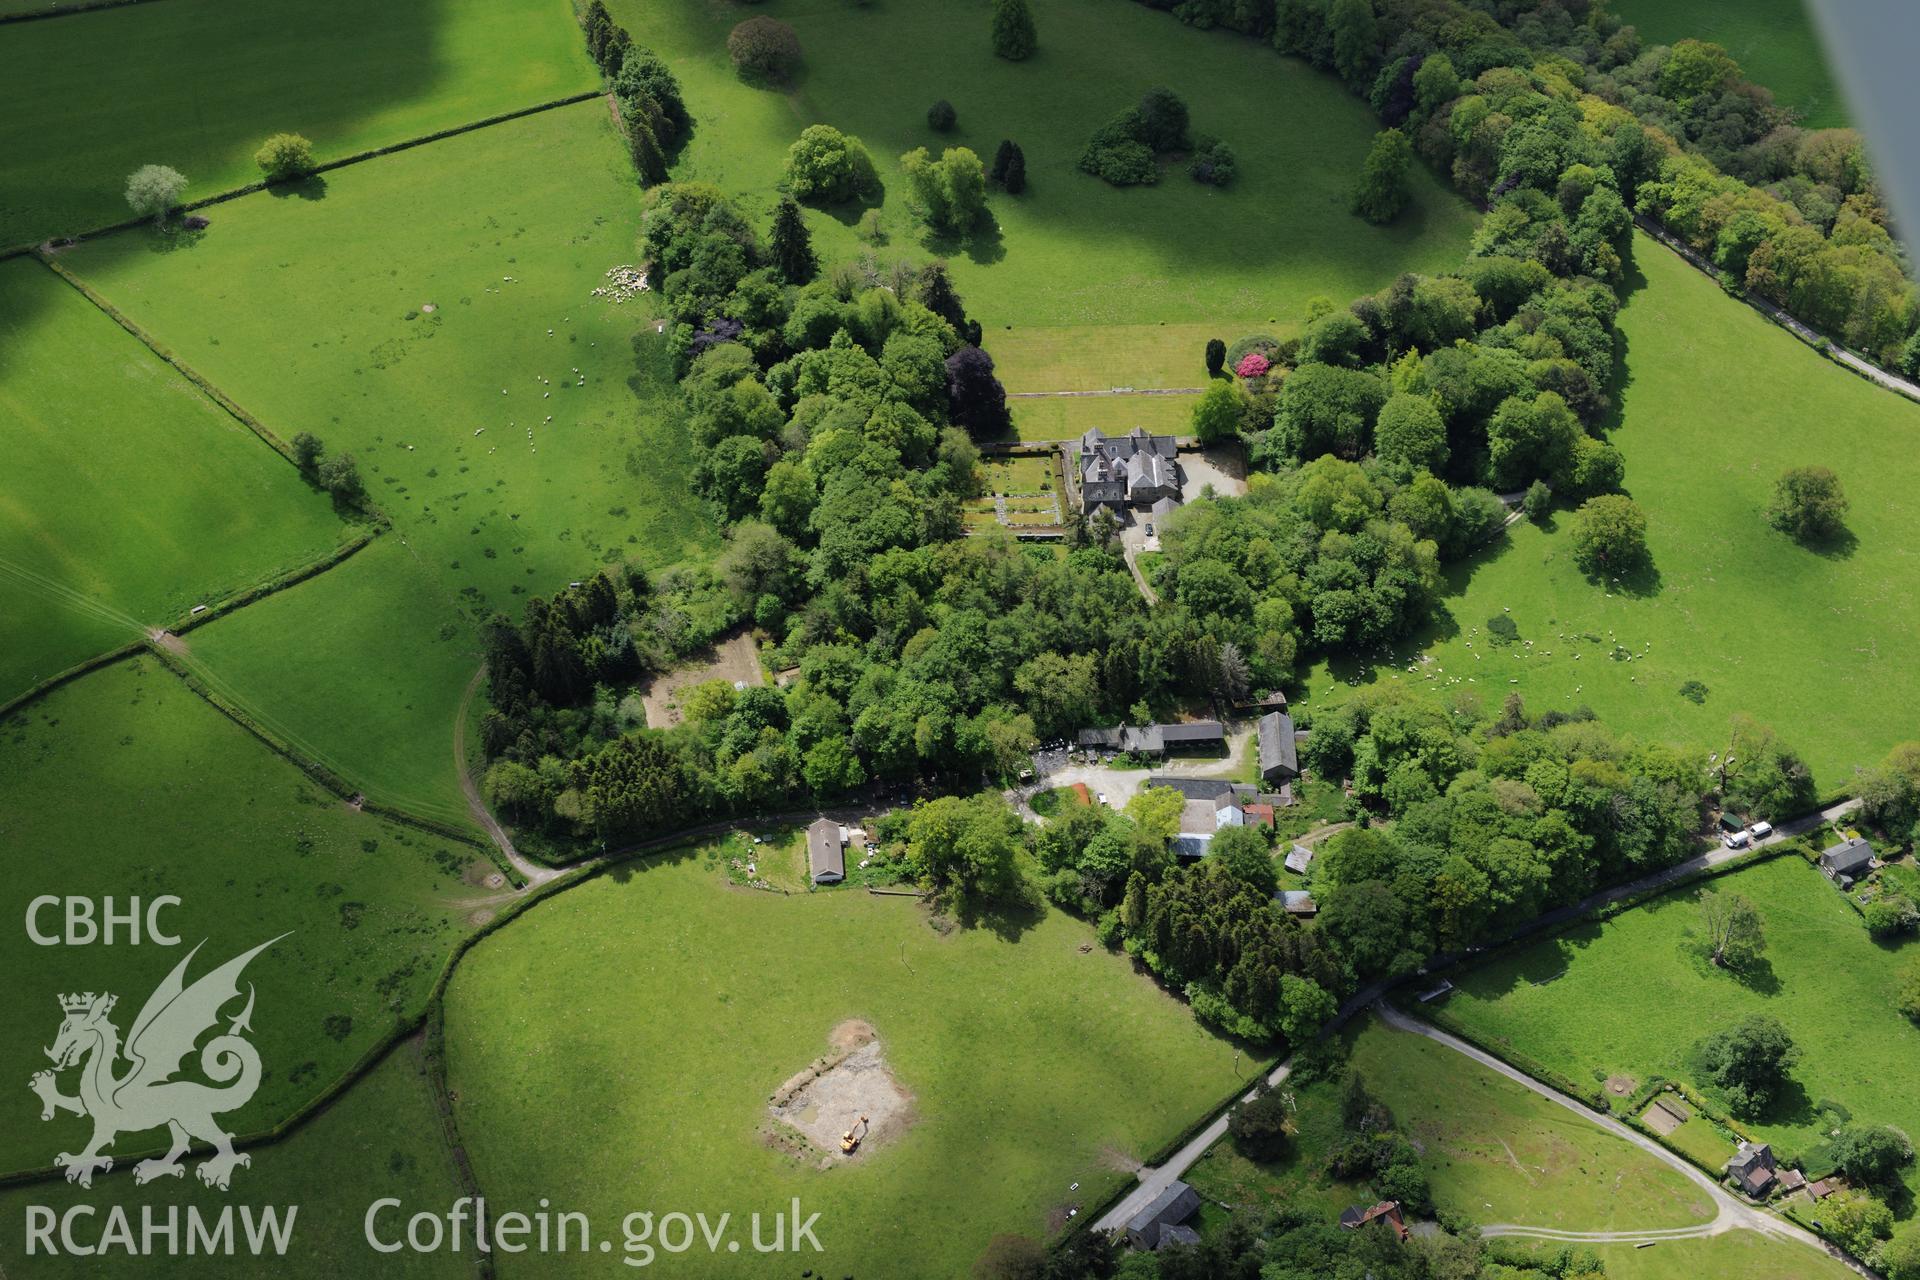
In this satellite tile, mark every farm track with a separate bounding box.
[454,663,558,887]
[1380,1006,1884,1278]
[1090,796,1865,1244]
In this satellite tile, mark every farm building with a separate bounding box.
[806,818,845,885]
[1279,889,1317,917]
[1818,836,1876,886]
[1726,1141,1778,1197]
[1285,844,1313,874]
[1124,1179,1201,1251]
[1257,710,1299,783]
[1173,793,1244,857]
[1075,721,1225,757]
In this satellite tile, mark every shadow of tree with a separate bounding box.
[268,175,329,203]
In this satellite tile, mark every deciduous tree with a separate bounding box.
[1350,129,1411,224]
[1569,493,1649,578]
[125,164,187,224]
[1765,466,1849,542]
[253,133,314,182]
[1699,890,1766,969]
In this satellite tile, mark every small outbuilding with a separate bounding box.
[806,817,846,885]
[1284,844,1313,875]
[1125,1180,1201,1251]
[1280,889,1318,918]
[1819,836,1876,886]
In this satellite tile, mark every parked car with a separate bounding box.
[1748,820,1773,841]
[1145,522,1155,536]
[1724,829,1751,849]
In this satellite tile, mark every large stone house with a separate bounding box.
[1076,427,1180,513]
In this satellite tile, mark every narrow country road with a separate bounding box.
[1378,1006,1883,1278]
[1088,795,1865,1245]
[1093,1055,1295,1234]
[1636,217,1920,406]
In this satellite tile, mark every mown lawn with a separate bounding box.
[442,844,1246,1278]
[1012,391,1202,441]
[0,658,484,1174]
[1437,856,1920,1196]
[60,101,719,623]
[0,0,596,245]
[0,256,350,703]
[1305,235,1920,786]
[172,535,482,832]
[604,0,1476,397]
[0,1041,468,1279]
[1608,0,1848,128]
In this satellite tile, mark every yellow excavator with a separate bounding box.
[840,1115,870,1154]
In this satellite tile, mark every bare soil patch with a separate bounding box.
[767,1021,913,1162]
[1605,1074,1636,1097]
[638,630,764,728]
[1641,1099,1687,1137]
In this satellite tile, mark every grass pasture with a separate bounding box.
[1435,855,1920,1195]
[1306,236,1920,785]
[60,100,720,619]
[1511,1233,1858,1280]
[0,657,485,1174]
[0,0,597,246]
[170,535,482,832]
[0,255,349,703]
[1609,0,1848,127]
[604,0,1476,404]
[1190,1014,1714,1234]
[0,1041,469,1280]
[442,844,1245,1278]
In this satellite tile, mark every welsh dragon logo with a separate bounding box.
[29,936,283,1190]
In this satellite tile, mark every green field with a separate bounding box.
[1435,855,1920,1194]
[1351,1017,1711,1231]
[60,100,719,621]
[1513,1233,1856,1280]
[0,1040,468,1279]
[0,658,485,1173]
[0,0,596,245]
[1306,235,1920,786]
[442,843,1246,1277]
[171,536,482,832]
[1011,391,1202,441]
[0,255,350,702]
[1609,0,1848,127]
[1190,1014,1714,1234]
[605,0,1477,394]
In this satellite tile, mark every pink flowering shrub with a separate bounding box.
[1234,352,1271,379]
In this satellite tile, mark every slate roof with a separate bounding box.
[1728,1142,1777,1196]
[806,817,845,884]
[1125,1181,1200,1250]
[1819,836,1875,878]
[1257,711,1299,780]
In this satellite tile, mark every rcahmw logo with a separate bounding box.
[23,933,301,1258]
